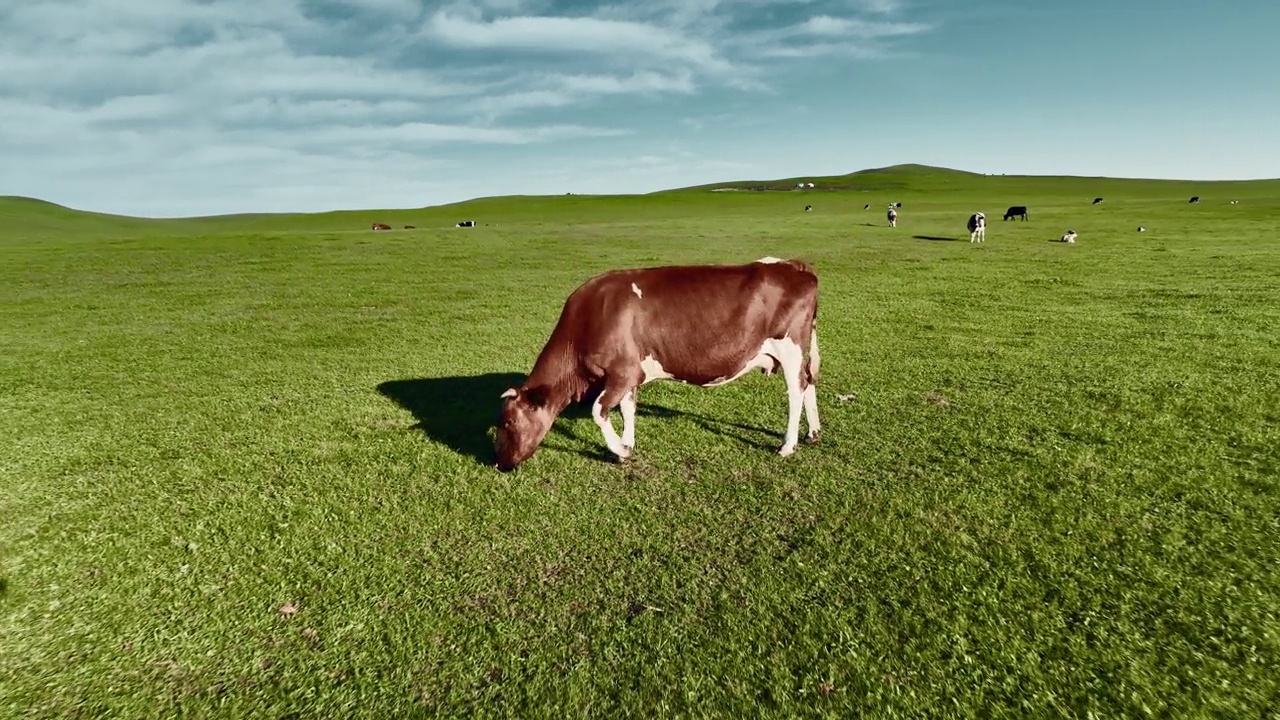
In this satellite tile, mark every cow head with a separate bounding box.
[493,385,556,471]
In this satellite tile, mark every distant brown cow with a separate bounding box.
[371,222,392,230]
[494,257,821,471]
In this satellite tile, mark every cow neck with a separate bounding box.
[523,341,582,414]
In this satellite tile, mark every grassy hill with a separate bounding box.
[4,164,1278,241]
[2,165,1279,717]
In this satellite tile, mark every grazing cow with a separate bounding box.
[456,220,475,228]
[1092,197,1104,205]
[371,222,392,231]
[967,212,986,243]
[1189,196,1200,204]
[1138,226,1146,232]
[1003,205,1028,221]
[1059,230,1078,243]
[864,204,870,210]
[887,205,898,227]
[493,258,821,471]
[805,205,812,212]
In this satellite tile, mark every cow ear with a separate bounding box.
[500,388,518,399]
[524,385,549,407]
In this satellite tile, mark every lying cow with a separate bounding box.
[456,220,475,228]
[1003,205,1028,221]
[804,205,812,212]
[968,212,986,243]
[494,257,821,471]
[1059,230,1078,243]
[371,222,392,231]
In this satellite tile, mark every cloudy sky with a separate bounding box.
[2,0,1277,217]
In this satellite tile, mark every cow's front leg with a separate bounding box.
[620,388,638,452]
[592,383,636,462]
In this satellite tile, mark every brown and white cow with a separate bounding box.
[493,257,821,471]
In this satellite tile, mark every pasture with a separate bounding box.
[3,165,1278,717]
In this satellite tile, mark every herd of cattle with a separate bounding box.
[371,194,1225,245]
[848,194,1219,243]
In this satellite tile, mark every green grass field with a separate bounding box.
[3,165,1278,718]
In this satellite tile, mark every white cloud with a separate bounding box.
[423,12,738,75]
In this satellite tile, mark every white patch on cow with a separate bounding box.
[631,283,643,299]
[592,396,630,459]
[640,354,674,385]
[620,389,637,450]
[755,256,784,264]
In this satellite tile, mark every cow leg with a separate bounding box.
[802,329,821,443]
[772,337,806,456]
[620,388,638,452]
[592,380,638,461]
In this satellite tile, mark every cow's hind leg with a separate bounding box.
[772,337,806,457]
[802,328,821,443]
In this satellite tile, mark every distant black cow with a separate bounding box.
[1003,205,1028,221]
[1189,196,1200,204]
[456,220,475,228]
[894,202,902,209]
[404,225,416,229]
[1092,197,1104,205]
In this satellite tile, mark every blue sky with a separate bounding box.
[1,0,1276,217]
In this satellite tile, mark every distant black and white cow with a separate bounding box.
[804,205,812,212]
[1137,226,1146,232]
[1003,205,1028,221]
[1059,230,1078,243]
[886,205,898,227]
[894,202,902,209]
[456,220,476,228]
[1092,197,1104,205]
[967,212,986,243]
[864,204,870,210]
[1189,196,1200,204]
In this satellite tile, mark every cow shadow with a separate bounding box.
[913,235,959,242]
[375,374,784,465]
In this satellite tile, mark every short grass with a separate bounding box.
[3,167,1279,718]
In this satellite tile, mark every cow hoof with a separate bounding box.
[777,445,796,457]
[613,448,633,463]
[804,430,821,444]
